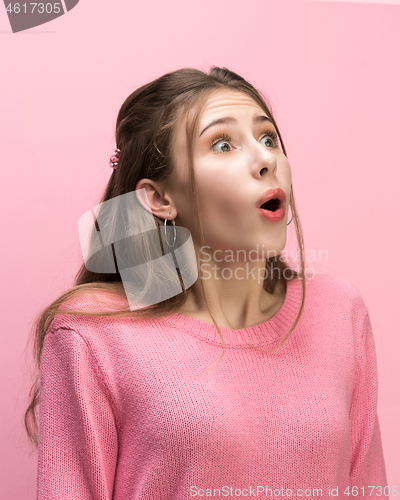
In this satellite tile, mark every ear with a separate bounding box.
[134,179,178,220]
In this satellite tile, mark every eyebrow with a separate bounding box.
[198,115,273,138]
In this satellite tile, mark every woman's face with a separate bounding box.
[167,89,292,260]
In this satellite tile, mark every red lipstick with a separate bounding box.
[256,187,286,222]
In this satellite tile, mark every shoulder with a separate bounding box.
[46,288,131,339]
[59,288,129,313]
[304,273,369,317]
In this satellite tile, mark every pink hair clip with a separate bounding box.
[109,147,121,169]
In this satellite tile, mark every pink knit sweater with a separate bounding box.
[37,274,388,499]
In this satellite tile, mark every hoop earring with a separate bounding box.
[287,208,293,226]
[164,218,177,247]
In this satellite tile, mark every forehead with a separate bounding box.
[199,89,264,123]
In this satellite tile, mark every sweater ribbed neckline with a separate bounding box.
[162,277,304,347]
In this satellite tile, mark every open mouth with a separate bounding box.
[260,198,281,212]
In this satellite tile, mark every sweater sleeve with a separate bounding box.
[349,310,388,498]
[37,327,119,500]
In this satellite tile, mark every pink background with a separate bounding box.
[1,0,399,497]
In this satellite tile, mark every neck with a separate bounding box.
[181,252,285,330]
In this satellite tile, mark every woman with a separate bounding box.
[26,66,388,499]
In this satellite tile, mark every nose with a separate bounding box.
[253,143,277,178]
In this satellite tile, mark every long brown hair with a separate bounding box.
[24,66,306,447]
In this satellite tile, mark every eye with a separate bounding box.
[261,131,279,148]
[210,134,233,153]
[210,130,279,153]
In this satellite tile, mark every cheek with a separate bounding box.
[282,158,292,180]
[196,163,228,196]
[196,179,246,223]
[194,162,250,220]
